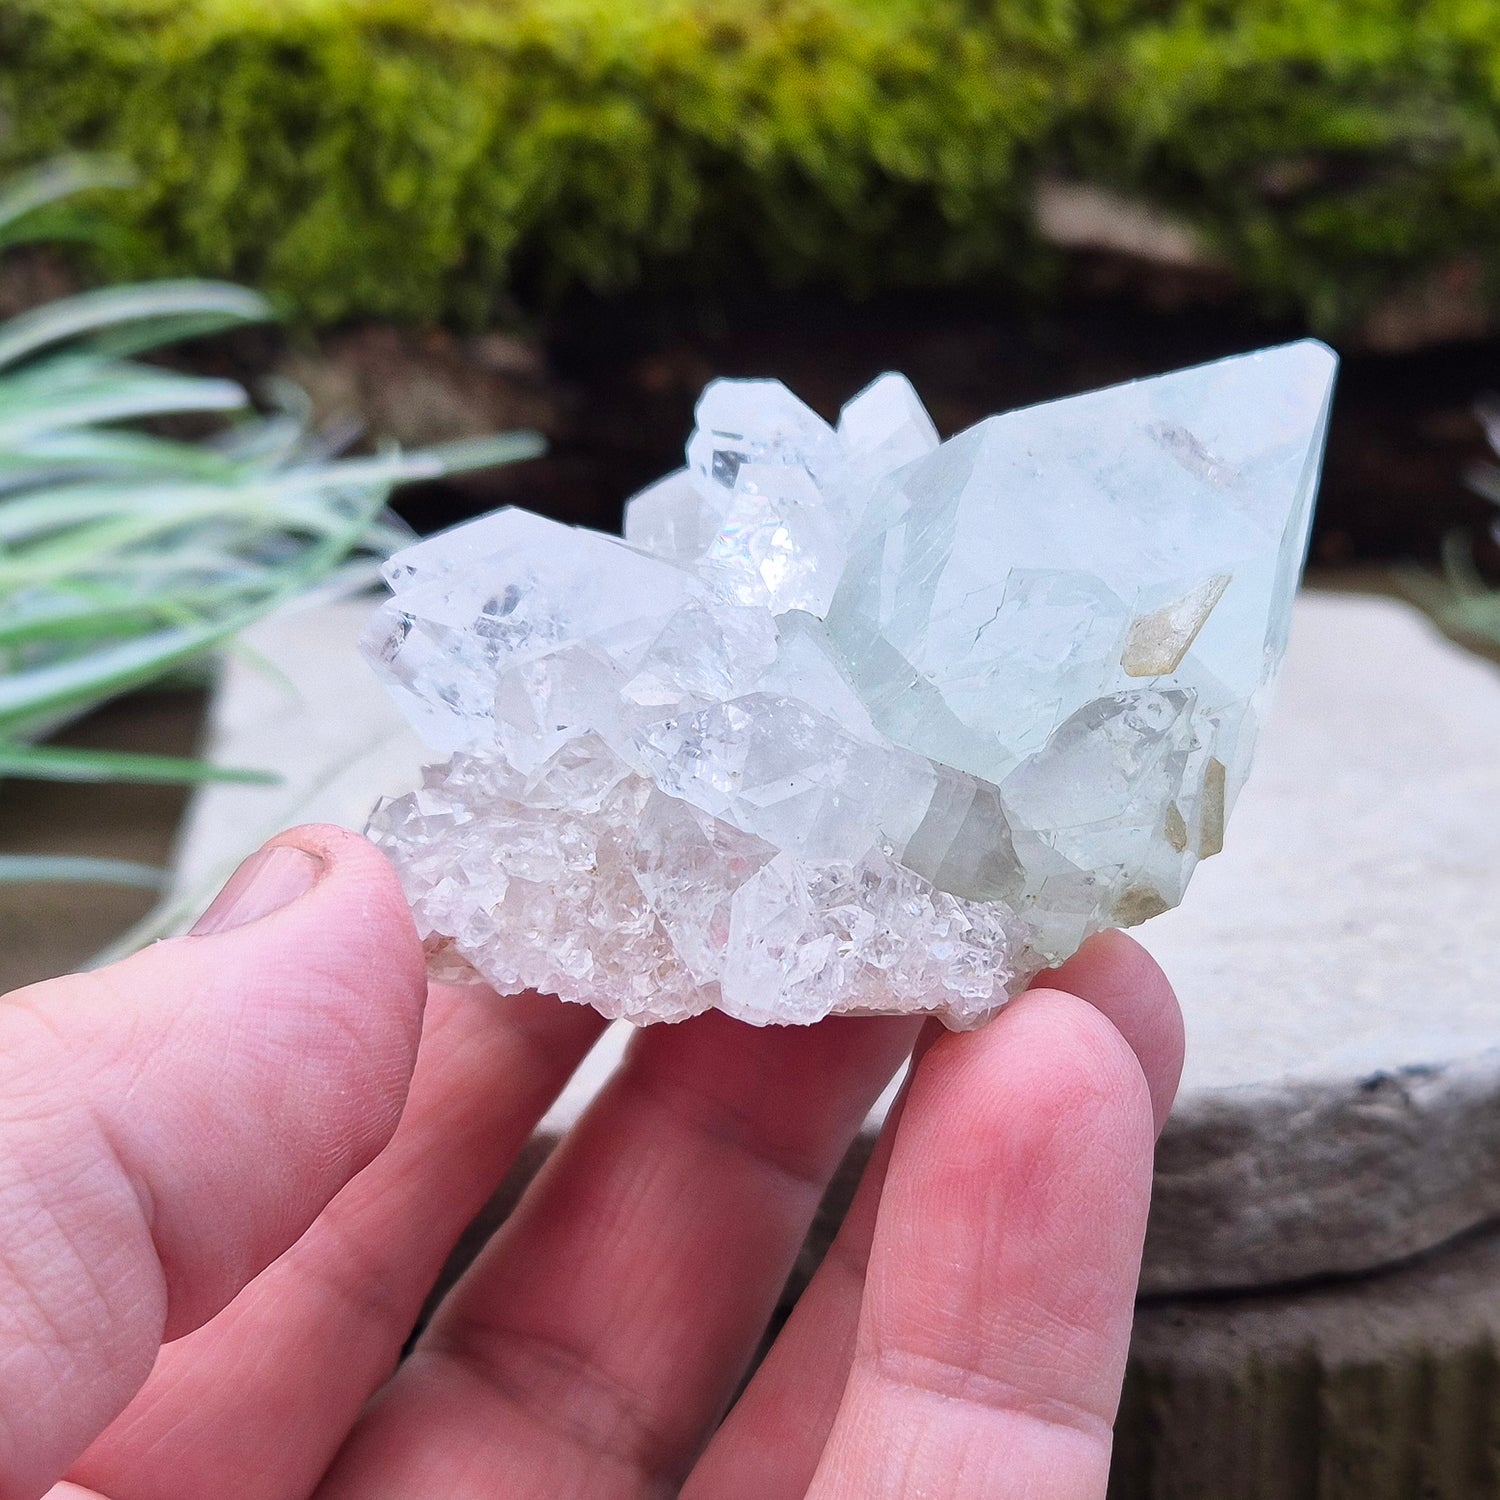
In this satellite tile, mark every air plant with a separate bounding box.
[0,158,541,890]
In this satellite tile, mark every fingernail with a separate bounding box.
[191,845,323,936]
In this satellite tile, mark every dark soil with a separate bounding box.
[391,283,1500,577]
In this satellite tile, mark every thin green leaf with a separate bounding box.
[0,361,248,443]
[0,496,333,579]
[0,428,248,489]
[0,855,166,890]
[0,744,279,786]
[269,431,545,496]
[0,597,202,649]
[0,157,135,248]
[0,484,386,736]
[0,433,535,564]
[0,481,257,544]
[85,310,276,362]
[0,615,246,736]
[0,282,272,370]
[0,496,376,590]
[412,432,548,474]
[212,410,307,468]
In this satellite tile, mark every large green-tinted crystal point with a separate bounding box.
[823,341,1335,949]
[364,347,1336,1027]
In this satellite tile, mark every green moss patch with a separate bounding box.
[3,0,1499,329]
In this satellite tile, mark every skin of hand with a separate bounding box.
[0,824,1183,1500]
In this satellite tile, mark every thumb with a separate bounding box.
[0,825,427,1500]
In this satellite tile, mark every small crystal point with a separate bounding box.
[365,345,1335,1027]
[837,372,940,468]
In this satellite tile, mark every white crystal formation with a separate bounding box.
[365,345,1336,1027]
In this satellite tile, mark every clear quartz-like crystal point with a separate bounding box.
[365,344,1336,1026]
[837,371,941,469]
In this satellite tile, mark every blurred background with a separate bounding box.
[3,3,1500,1493]
[10,0,1500,564]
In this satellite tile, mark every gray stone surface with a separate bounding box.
[1114,1219,1500,1499]
[1136,593,1500,1291]
[174,590,1500,1294]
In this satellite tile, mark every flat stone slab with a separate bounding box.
[174,590,1500,1293]
[1136,592,1500,1290]
[168,599,429,912]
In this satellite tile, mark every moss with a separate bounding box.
[1073,0,1500,328]
[2,0,1498,329]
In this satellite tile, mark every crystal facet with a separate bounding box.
[364,344,1336,1027]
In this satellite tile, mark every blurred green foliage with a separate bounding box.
[2,0,1499,329]
[0,154,543,894]
[1074,0,1500,330]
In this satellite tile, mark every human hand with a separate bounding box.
[3,824,1181,1500]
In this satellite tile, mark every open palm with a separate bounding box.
[3,827,1181,1500]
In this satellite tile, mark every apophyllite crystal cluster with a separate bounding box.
[364,342,1336,1027]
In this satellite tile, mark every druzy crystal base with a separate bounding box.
[365,345,1336,1027]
